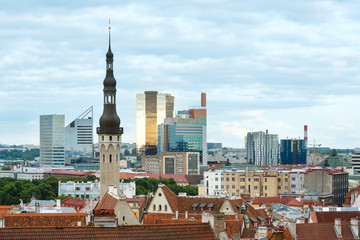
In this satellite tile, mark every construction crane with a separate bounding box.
[308,139,321,164]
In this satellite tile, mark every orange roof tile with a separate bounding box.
[161,185,179,212]
[296,222,357,240]
[94,192,118,211]
[0,223,215,240]
[143,212,202,225]
[4,213,86,228]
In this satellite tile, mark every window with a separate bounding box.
[159,205,162,211]
[285,178,288,182]
[109,154,112,163]
[102,136,104,141]
[285,186,288,190]
[153,204,156,211]
[232,185,235,189]
[232,193,235,196]
[76,187,80,191]
[254,178,259,182]
[265,186,267,190]
[109,136,112,141]
[278,178,281,182]
[215,178,218,181]
[248,178,251,181]
[240,186,245,189]
[278,186,281,190]
[291,177,296,181]
[232,177,235,181]
[103,154,105,163]
[291,184,296,188]
[265,178,267,182]
[240,178,245,182]
[123,216,125,221]
[226,178,229,181]
[254,186,258,190]
[85,187,90,191]
[165,205,168,211]
[117,136,120,141]
[215,185,218,189]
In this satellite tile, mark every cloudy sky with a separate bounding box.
[1,0,360,148]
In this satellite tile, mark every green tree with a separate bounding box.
[124,149,130,156]
[1,166,11,171]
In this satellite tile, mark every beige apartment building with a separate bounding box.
[142,152,200,175]
[222,169,290,197]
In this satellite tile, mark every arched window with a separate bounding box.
[116,155,118,162]
[153,204,156,211]
[109,154,112,163]
[165,205,167,211]
[159,205,162,211]
[103,154,105,163]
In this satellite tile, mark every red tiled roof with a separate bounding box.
[314,211,360,223]
[45,170,95,176]
[144,212,202,224]
[0,223,215,240]
[229,199,270,223]
[296,222,357,240]
[226,219,243,239]
[94,192,118,213]
[251,196,296,205]
[287,198,302,207]
[161,185,179,212]
[61,198,86,211]
[0,206,11,219]
[119,173,189,184]
[4,213,86,228]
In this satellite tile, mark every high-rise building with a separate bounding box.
[65,106,93,157]
[97,27,123,200]
[351,148,360,172]
[246,130,279,165]
[136,91,175,155]
[40,114,65,167]
[280,139,307,165]
[157,93,207,165]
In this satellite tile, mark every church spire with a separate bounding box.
[97,23,123,135]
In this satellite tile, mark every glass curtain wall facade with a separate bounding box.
[136,91,175,156]
[40,114,65,167]
[280,139,307,164]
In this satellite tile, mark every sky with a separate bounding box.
[1,0,360,148]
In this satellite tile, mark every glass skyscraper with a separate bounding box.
[136,91,174,155]
[280,139,307,165]
[40,114,65,167]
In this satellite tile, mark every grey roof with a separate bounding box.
[28,200,56,207]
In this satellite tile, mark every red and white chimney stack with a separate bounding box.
[304,125,308,141]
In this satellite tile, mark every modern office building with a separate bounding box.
[136,91,175,155]
[97,27,123,200]
[246,130,279,165]
[157,93,207,165]
[65,106,93,157]
[351,148,360,172]
[207,143,222,150]
[142,152,200,175]
[40,114,65,167]
[280,139,307,165]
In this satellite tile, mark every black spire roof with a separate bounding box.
[97,25,123,135]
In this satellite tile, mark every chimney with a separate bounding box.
[304,125,308,142]
[334,218,342,237]
[175,211,179,219]
[185,211,188,219]
[213,213,226,239]
[201,92,206,107]
[113,187,118,195]
[351,218,359,238]
[108,185,114,194]
[35,202,40,213]
[56,199,61,210]
[235,212,238,221]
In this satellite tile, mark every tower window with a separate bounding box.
[116,155,118,162]
[117,136,119,141]
[102,136,104,141]
[103,154,105,163]
[109,154,112,163]
[109,136,112,141]
[159,205,162,211]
